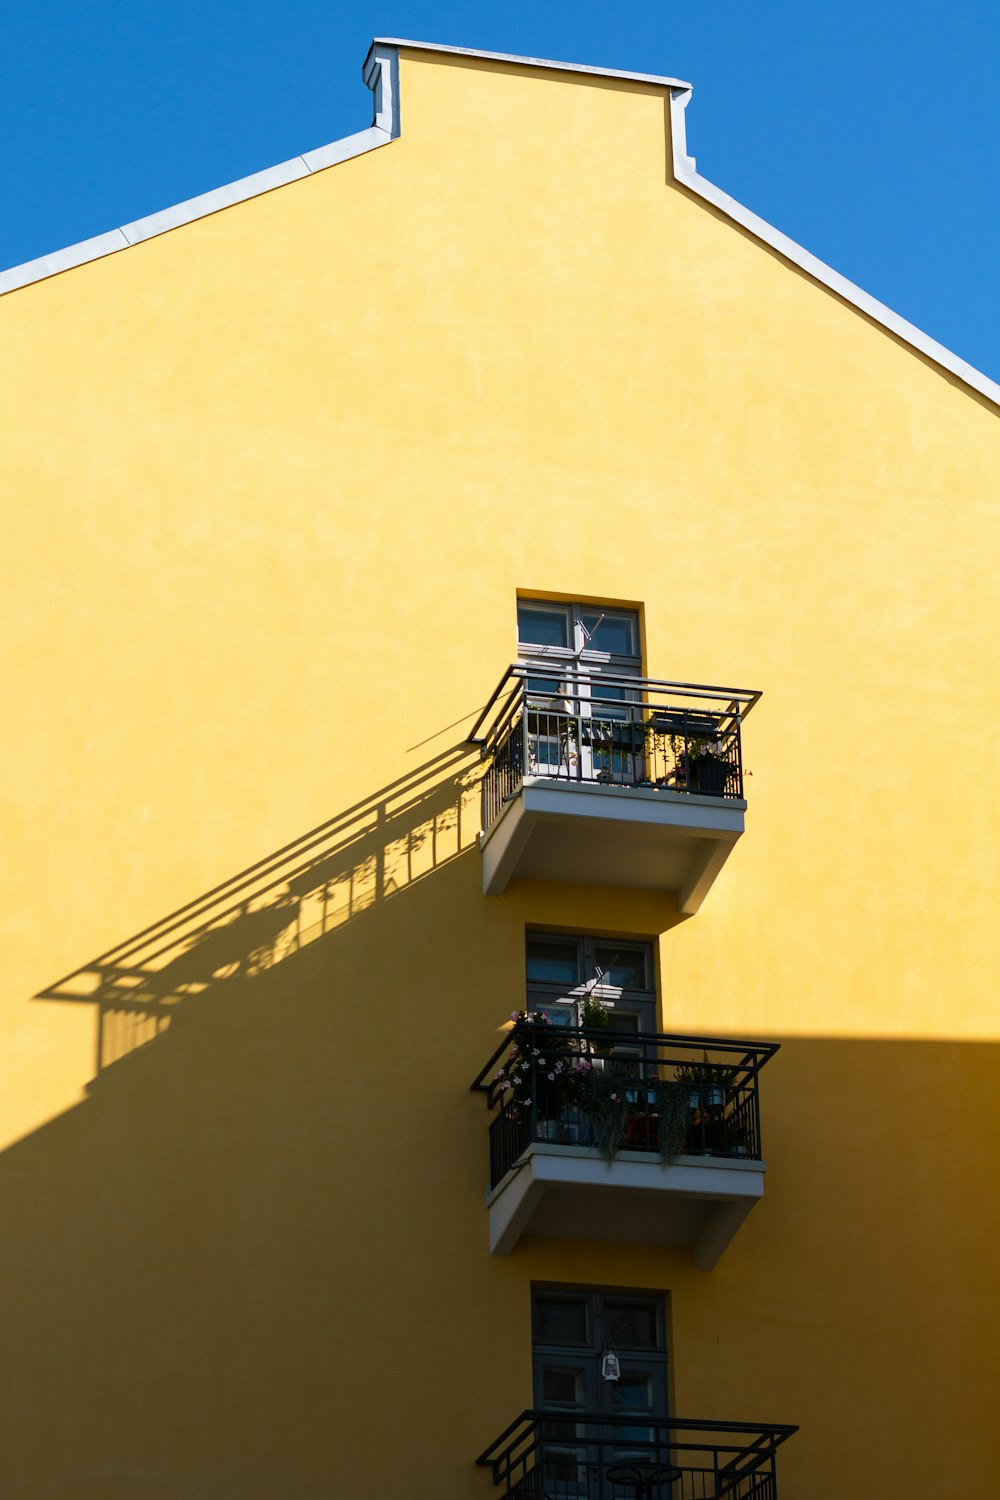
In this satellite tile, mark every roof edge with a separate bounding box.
[0,44,400,297]
[374,37,690,90]
[0,39,995,408]
[666,89,1000,408]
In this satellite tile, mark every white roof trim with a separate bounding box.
[374,37,690,90]
[0,44,400,297]
[0,38,995,409]
[665,87,999,407]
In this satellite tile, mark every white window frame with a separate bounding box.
[516,600,643,781]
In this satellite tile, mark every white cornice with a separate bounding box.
[374,37,690,90]
[665,88,1000,408]
[0,44,400,297]
[0,38,995,409]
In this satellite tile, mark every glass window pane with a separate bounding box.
[594,947,648,990]
[533,1295,589,1346]
[533,1002,576,1026]
[543,1448,585,1483]
[603,1300,661,1349]
[526,675,564,697]
[519,605,569,649]
[605,1012,640,1033]
[542,1367,585,1405]
[613,1374,653,1411]
[581,612,637,657]
[590,682,635,706]
[527,939,582,987]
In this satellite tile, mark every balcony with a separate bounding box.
[477,1412,798,1499]
[471,1023,778,1268]
[468,668,760,909]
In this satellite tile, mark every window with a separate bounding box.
[526,932,656,1034]
[517,600,645,784]
[517,599,641,694]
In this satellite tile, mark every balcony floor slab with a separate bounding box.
[480,779,746,911]
[485,1142,765,1269]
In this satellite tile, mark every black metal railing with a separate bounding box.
[477,1412,797,1499]
[470,1024,778,1191]
[468,667,761,836]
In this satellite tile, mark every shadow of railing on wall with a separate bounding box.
[35,744,479,1074]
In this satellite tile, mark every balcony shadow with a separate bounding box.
[3,740,995,1496]
[36,742,480,1075]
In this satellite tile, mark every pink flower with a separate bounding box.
[548,1072,556,1081]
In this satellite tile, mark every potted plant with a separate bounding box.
[676,1062,704,1112]
[494,1010,608,1141]
[495,1011,574,1131]
[579,991,614,1058]
[724,1118,753,1158]
[669,733,732,797]
[676,1052,736,1110]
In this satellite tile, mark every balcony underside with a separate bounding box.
[486,1142,765,1268]
[480,779,746,911]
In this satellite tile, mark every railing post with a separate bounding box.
[480,737,489,835]
[528,1030,538,1146]
[735,717,744,798]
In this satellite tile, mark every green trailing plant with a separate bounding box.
[579,1074,691,1165]
[579,1072,631,1162]
[652,1079,691,1164]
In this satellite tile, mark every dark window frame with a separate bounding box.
[525,931,658,1034]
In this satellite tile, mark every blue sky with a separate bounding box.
[1,1,997,379]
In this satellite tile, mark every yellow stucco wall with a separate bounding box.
[1,46,997,1498]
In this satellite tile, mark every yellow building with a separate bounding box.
[1,37,998,1500]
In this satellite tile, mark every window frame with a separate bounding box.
[516,599,645,783]
[525,931,658,1034]
[516,599,642,678]
[531,1285,670,1440]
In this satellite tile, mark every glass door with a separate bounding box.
[532,1289,669,1498]
[575,608,643,787]
[516,602,642,784]
[517,602,575,777]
